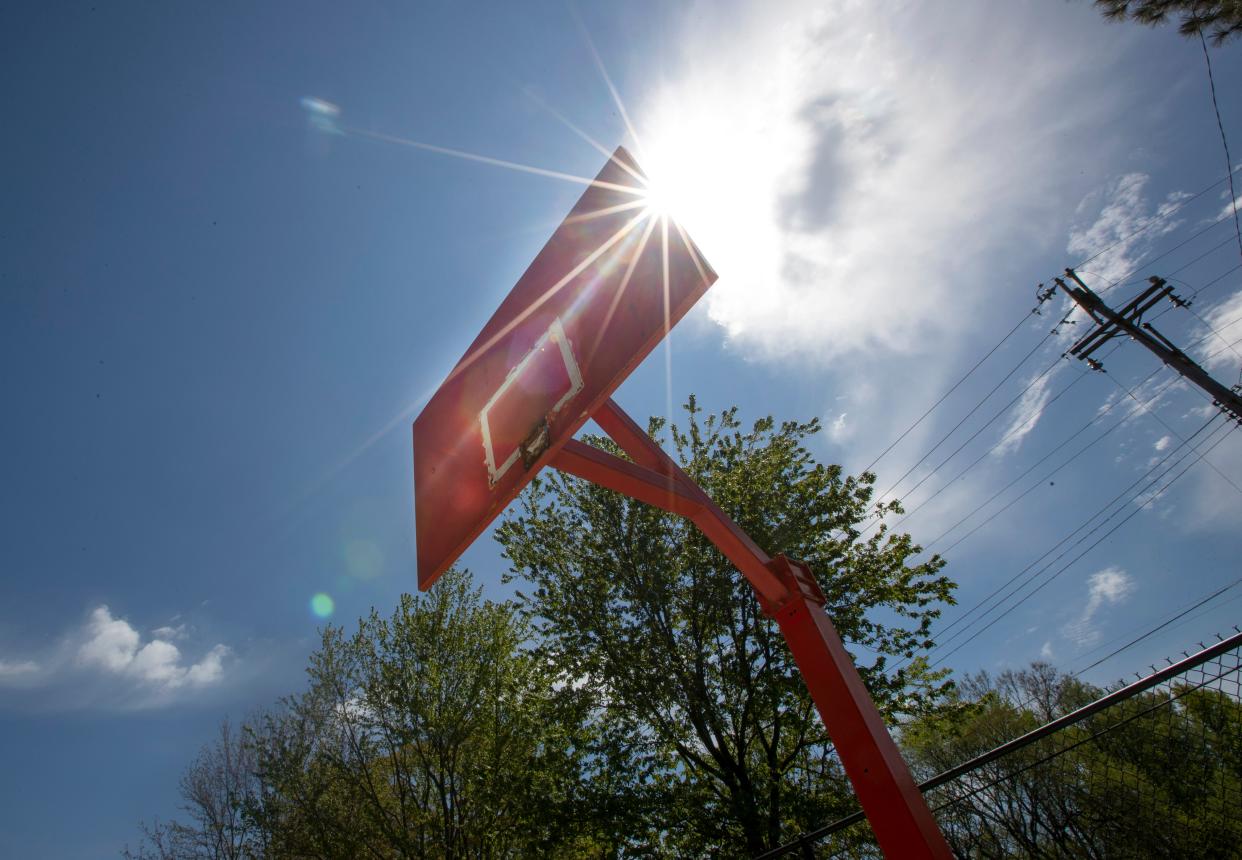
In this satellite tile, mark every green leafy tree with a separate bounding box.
[497,398,956,856]
[1092,0,1242,44]
[247,568,618,858]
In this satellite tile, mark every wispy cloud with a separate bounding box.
[1197,288,1242,377]
[828,411,851,444]
[0,605,233,710]
[151,621,188,641]
[634,0,1132,365]
[1066,173,1187,288]
[1064,566,1134,646]
[995,370,1056,457]
[1215,189,1242,225]
[0,658,41,679]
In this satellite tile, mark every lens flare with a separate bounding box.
[310,592,335,618]
[300,96,342,134]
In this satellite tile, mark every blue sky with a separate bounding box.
[3,1,1241,856]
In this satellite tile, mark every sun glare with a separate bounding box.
[638,180,674,220]
[634,95,795,337]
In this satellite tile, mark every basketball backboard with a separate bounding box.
[413,146,717,590]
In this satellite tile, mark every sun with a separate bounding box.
[637,171,682,222]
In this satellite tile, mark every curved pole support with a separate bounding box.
[548,399,952,859]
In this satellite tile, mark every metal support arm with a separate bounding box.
[548,398,951,859]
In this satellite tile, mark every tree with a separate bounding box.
[1091,1,1242,44]
[247,567,623,858]
[497,398,956,856]
[123,719,267,860]
[904,662,1242,857]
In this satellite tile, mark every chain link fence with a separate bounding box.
[761,630,1242,859]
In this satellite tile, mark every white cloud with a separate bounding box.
[634,0,1133,365]
[828,411,851,443]
[1087,567,1134,606]
[152,623,188,641]
[1065,173,1186,287]
[1197,288,1242,377]
[1,605,233,709]
[995,370,1056,457]
[1064,566,1134,645]
[77,606,141,673]
[76,606,230,690]
[1154,435,1172,452]
[1215,190,1242,225]
[185,645,230,686]
[0,658,41,679]
[1040,641,1054,660]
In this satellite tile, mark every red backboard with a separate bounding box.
[413,146,717,590]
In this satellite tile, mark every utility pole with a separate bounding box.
[1054,268,1242,424]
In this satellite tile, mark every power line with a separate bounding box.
[889,359,1087,537]
[886,382,1204,677]
[1164,232,1242,280]
[873,332,1056,505]
[1090,202,1237,295]
[947,579,1242,762]
[1198,31,1242,270]
[1178,259,1242,301]
[880,353,1066,521]
[861,312,1036,475]
[1073,576,1242,677]
[889,286,1241,549]
[862,170,1234,485]
[875,218,1238,526]
[1075,170,1233,273]
[924,362,1170,555]
[1172,280,1242,384]
[914,374,1192,651]
[929,655,1242,818]
[898,309,1242,669]
[884,236,1239,537]
[928,420,1237,669]
[1102,370,1242,496]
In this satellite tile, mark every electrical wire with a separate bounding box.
[928,420,1238,669]
[1164,232,1242,279]
[860,312,1037,476]
[1172,281,1242,385]
[1103,369,1242,497]
[895,290,1242,671]
[861,170,1234,489]
[885,385,1208,677]
[932,656,1242,815]
[1199,31,1242,271]
[1075,171,1232,274]
[1073,576,1242,677]
[924,264,1242,550]
[889,360,1092,534]
[926,366,1172,555]
[878,353,1064,521]
[1093,204,1236,294]
[911,374,1191,649]
[1178,259,1242,301]
[872,332,1056,505]
[874,218,1238,531]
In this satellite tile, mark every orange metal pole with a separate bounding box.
[763,556,952,859]
[547,399,952,858]
[590,399,786,608]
